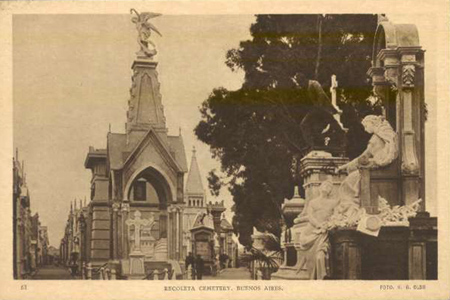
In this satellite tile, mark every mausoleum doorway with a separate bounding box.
[126,167,172,210]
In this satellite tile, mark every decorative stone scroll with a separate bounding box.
[324,196,422,232]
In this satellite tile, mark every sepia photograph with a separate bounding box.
[2,1,449,299]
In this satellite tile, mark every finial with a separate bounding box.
[109,123,111,133]
[79,199,82,209]
[84,196,87,207]
[16,148,18,160]
[179,127,182,136]
[192,146,196,157]
[70,201,73,213]
[74,199,77,211]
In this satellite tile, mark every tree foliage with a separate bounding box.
[195,14,379,246]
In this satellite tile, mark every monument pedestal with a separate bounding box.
[328,215,437,280]
[127,251,146,280]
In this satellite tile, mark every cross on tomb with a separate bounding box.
[126,210,153,252]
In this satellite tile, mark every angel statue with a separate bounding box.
[130,9,162,58]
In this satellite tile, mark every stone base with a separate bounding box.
[271,266,309,280]
[329,218,437,280]
[121,253,146,280]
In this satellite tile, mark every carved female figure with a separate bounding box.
[336,115,398,215]
[297,180,339,279]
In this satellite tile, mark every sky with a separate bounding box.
[13,13,437,247]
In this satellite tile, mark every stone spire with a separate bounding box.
[126,59,166,132]
[126,11,166,136]
[185,146,204,196]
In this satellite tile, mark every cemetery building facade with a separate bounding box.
[13,150,50,279]
[79,23,238,278]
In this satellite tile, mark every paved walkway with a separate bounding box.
[204,267,252,280]
[31,265,76,280]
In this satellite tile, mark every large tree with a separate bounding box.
[195,15,379,246]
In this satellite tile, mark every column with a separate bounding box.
[398,47,424,208]
[121,202,130,258]
[178,206,184,260]
[167,207,173,260]
[175,207,180,260]
[112,202,120,260]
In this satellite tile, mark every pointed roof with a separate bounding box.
[220,218,233,231]
[186,147,204,195]
[191,212,214,231]
[107,130,188,173]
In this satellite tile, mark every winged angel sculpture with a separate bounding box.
[130,9,162,58]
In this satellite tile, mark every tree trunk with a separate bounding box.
[314,15,323,80]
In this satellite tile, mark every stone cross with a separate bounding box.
[330,74,344,129]
[126,210,150,252]
[330,74,338,109]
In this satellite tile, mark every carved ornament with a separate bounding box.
[402,64,415,88]
[112,202,120,212]
[121,202,130,212]
[401,160,419,175]
[324,196,422,230]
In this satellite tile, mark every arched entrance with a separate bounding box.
[122,167,174,262]
[126,167,172,210]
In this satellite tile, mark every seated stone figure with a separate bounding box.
[296,180,339,279]
[334,115,398,222]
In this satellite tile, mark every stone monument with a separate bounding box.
[84,10,189,279]
[274,17,437,280]
[125,210,150,279]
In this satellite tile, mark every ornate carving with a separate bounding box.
[112,202,120,212]
[324,196,422,231]
[378,197,421,225]
[121,202,130,213]
[290,156,298,179]
[402,64,415,88]
[401,160,420,175]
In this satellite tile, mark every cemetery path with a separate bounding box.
[204,267,252,280]
[31,265,76,280]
